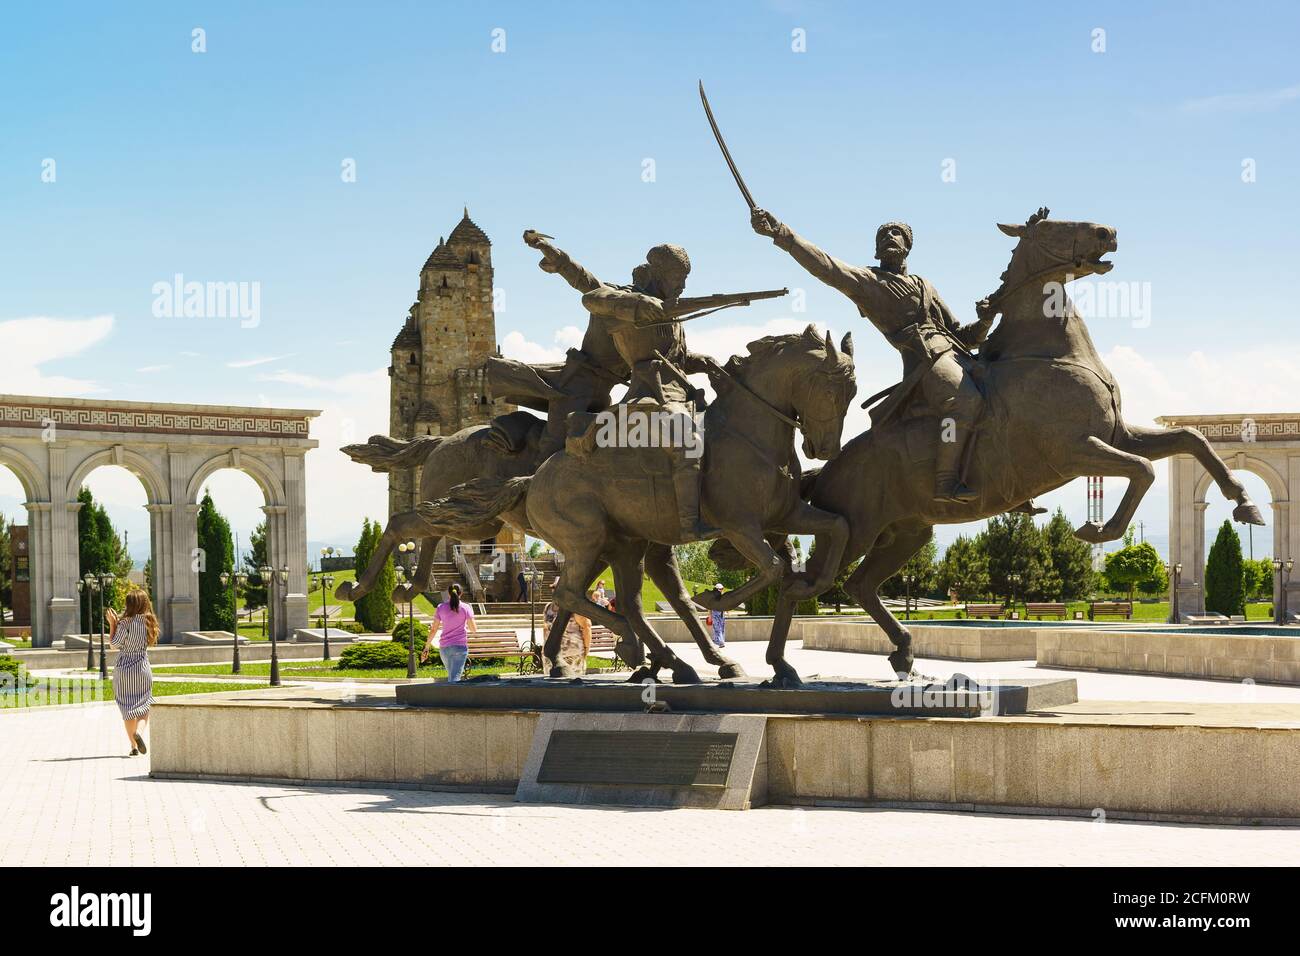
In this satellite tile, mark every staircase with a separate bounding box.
[427,560,469,597]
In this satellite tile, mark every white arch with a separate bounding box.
[1193,453,1289,505]
[0,444,50,501]
[65,446,169,505]
[186,449,285,507]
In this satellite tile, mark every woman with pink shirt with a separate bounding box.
[420,583,477,682]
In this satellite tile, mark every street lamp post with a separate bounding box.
[96,572,114,680]
[319,546,337,660]
[1274,558,1295,625]
[1008,572,1022,615]
[901,573,913,621]
[398,541,417,678]
[260,565,288,686]
[219,570,249,674]
[79,575,94,670]
[318,570,335,661]
[527,557,538,652]
[1167,562,1183,624]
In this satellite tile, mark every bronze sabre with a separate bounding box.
[699,81,757,211]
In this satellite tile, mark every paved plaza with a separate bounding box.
[4,640,1299,867]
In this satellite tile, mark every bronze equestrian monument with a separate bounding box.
[149,85,1296,822]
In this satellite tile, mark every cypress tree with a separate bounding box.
[196,490,235,631]
[1204,519,1246,617]
[354,519,396,633]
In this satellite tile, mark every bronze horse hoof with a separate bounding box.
[1234,502,1265,526]
[888,648,915,680]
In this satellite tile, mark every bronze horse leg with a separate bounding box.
[841,523,935,679]
[693,524,786,613]
[642,542,746,679]
[1117,423,1264,525]
[393,534,441,603]
[545,550,636,676]
[1067,436,1156,543]
[771,499,850,599]
[609,546,701,685]
[336,510,438,602]
[764,593,801,688]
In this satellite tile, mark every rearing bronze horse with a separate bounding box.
[763,209,1264,686]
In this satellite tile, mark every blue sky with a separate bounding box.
[2,1,1298,563]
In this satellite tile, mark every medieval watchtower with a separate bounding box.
[388,209,510,518]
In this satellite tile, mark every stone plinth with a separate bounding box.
[801,620,1038,660]
[394,672,1077,717]
[179,631,250,646]
[149,685,1300,823]
[1036,627,1300,685]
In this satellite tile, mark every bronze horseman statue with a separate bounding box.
[342,82,1266,687]
[750,210,992,504]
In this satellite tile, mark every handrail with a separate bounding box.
[452,546,487,603]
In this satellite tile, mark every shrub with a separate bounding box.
[0,655,28,688]
[391,619,430,649]
[336,621,366,635]
[336,642,410,671]
[745,584,818,616]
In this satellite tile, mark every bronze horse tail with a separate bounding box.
[417,476,532,535]
[341,434,444,474]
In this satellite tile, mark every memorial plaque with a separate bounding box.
[517,713,768,810]
[538,730,737,787]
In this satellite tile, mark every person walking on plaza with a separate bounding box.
[421,583,477,682]
[708,584,727,648]
[104,589,159,756]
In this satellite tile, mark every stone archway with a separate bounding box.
[0,394,319,645]
[0,444,52,636]
[1157,413,1299,617]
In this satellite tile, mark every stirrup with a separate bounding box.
[935,480,977,504]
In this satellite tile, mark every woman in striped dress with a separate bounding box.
[104,589,159,756]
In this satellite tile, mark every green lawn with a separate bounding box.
[307,566,708,616]
[891,600,1275,622]
[152,656,616,681]
[2,678,266,709]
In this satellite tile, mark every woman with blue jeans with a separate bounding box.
[420,583,477,681]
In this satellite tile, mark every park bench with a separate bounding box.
[1088,600,1133,621]
[587,625,626,672]
[964,603,1005,619]
[462,630,527,676]
[1025,602,1068,620]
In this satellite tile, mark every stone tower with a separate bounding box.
[388,209,511,520]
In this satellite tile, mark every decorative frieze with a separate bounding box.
[0,396,316,440]
[1155,414,1300,443]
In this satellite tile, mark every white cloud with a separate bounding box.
[1181,84,1300,114]
[136,364,169,374]
[0,315,114,394]
[500,330,564,364]
[1104,345,1300,424]
[227,354,293,369]
[253,366,392,545]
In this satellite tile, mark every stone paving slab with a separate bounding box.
[4,699,1300,866]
